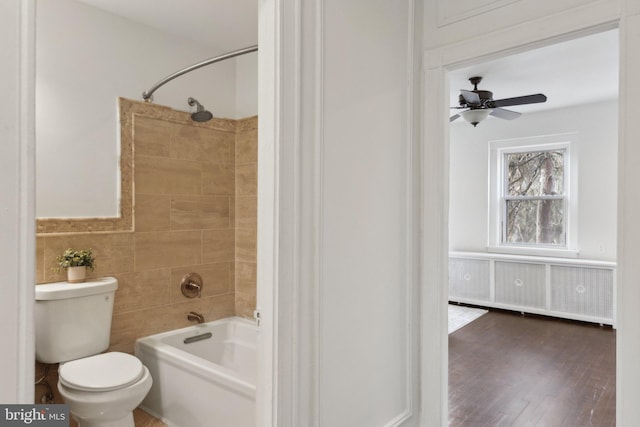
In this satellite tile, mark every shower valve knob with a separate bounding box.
[181,273,203,298]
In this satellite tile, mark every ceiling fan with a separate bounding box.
[450,76,547,127]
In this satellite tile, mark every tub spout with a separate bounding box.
[187,312,205,324]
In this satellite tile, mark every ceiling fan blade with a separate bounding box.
[490,108,522,120]
[460,90,481,106]
[450,113,461,122]
[488,93,547,108]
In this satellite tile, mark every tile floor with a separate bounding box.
[67,408,167,427]
[132,409,168,427]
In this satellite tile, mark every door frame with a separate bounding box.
[421,2,640,425]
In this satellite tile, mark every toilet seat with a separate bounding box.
[59,352,145,392]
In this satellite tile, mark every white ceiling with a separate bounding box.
[75,1,617,115]
[76,0,258,52]
[449,28,619,115]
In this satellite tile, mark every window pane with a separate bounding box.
[505,199,565,245]
[507,150,564,196]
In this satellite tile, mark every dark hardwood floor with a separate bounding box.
[449,309,616,426]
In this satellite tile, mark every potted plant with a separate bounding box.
[55,248,96,283]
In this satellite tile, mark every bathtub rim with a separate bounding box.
[136,315,256,343]
[134,316,257,399]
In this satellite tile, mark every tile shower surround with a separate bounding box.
[35,99,257,371]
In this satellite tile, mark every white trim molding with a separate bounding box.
[18,0,36,403]
[437,0,521,27]
[256,0,279,425]
[487,133,579,256]
[616,6,640,426]
[421,62,450,427]
[0,0,36,403]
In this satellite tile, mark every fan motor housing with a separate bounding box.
[459,90,493,107]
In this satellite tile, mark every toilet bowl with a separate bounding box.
[57,352,153,427]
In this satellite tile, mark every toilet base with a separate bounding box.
[72,411,134,427]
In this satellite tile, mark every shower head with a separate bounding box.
[187,97,213,122]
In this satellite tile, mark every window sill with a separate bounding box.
[486,245,579,259]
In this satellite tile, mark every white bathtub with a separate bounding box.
[134,317,257,427]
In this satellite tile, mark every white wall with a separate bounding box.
[36,0,256,218]
[449,100,618,260]
[319,1,415,424]
[236,51,258,119]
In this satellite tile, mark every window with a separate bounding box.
[503,149,565,246]
[489,135,578,256]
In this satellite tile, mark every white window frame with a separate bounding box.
[488,133,579,257]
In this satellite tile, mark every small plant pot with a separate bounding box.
[67,266,87,283]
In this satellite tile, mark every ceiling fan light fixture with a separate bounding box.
[460,108,491,127]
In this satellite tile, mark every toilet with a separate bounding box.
[35,277,152,427]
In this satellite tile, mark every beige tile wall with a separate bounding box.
[35,100,257,363]
[235,117,258,317]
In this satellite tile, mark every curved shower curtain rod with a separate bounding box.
[142,44,258,102]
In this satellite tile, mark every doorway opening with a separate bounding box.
[446,27,619,425]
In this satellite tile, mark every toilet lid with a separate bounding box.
[59,352,145,392]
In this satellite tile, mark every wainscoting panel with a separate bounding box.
[437,0,520,26]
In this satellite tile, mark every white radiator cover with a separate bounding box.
[550,265,614,319]
[449,258,491,301]
[449,252,616,326]
[495,261,546,309]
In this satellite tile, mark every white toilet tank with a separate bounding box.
[35,277,118,364]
